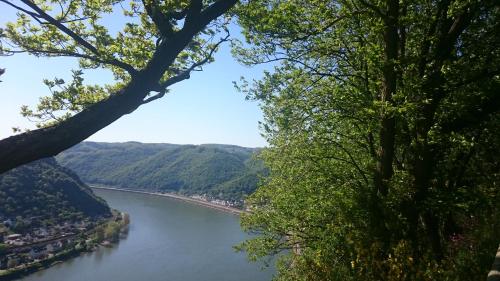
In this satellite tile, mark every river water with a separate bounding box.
[20,189,274,281]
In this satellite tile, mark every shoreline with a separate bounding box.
[90,185,245,215]
[0,212,128,281]
[0,248,82,281]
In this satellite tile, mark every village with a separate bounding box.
[0,214,124,273]
[189,194,242,209]
[0,217,94,270]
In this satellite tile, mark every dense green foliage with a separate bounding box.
[57,142,266,201]
[0,158,111,231]
[235,0,500,280]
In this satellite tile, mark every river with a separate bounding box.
[20,189,275,281]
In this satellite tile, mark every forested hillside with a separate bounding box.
[56,142,265,201]
[0,158,111,231]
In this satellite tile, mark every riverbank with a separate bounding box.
[90,185,245,215]
[0,212,129,281]
[0,248,81,281]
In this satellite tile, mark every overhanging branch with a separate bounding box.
[0,0,238,174]
[144,30,230,104]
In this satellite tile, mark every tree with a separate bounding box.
[235,0,499,280]
[94,225,105,242]
[0,0,238,174]
[104,221,121,242]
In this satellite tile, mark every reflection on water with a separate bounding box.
[20,189,274,281]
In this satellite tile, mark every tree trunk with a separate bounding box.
[374,0,398,196]
[370,0,399,246]
[0,79,148,174]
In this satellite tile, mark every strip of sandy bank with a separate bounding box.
[89,185,245,215]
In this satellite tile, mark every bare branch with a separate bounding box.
[159,31,229,88]
[141,90,166,105]
[143,30,230,105]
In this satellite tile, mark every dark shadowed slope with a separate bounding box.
[0,158,111,226]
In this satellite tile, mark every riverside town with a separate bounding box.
[0,212,129,276]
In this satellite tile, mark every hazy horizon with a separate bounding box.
[74,140,265,149]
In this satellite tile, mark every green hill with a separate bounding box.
[0,158,111,231]
[56,142,266,202]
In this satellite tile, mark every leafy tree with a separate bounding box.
[104,221,121,242]
[235,0,499,280]
[94,225,105,241]
[0,0,238,174]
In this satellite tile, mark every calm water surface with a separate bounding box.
[21,189,274,281]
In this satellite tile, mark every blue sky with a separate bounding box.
[0,5,268,148]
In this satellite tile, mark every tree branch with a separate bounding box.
[162,31,229,87]
[20,0,98,53]
[142,0,174,37]
[0,0,44,24]
[196,0,237,28]
[0,0,238,174]
[7,47,137,74]
[144,30,230,105]
[11,0,138,75]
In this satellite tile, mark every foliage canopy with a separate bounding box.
[235,0,500,280]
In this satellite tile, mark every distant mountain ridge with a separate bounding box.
[56,142,267,202]
[0,158,111,228]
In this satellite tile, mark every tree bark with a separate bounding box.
[408,4,475,260]
[369,0,399,252]
[374,0,399,197]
